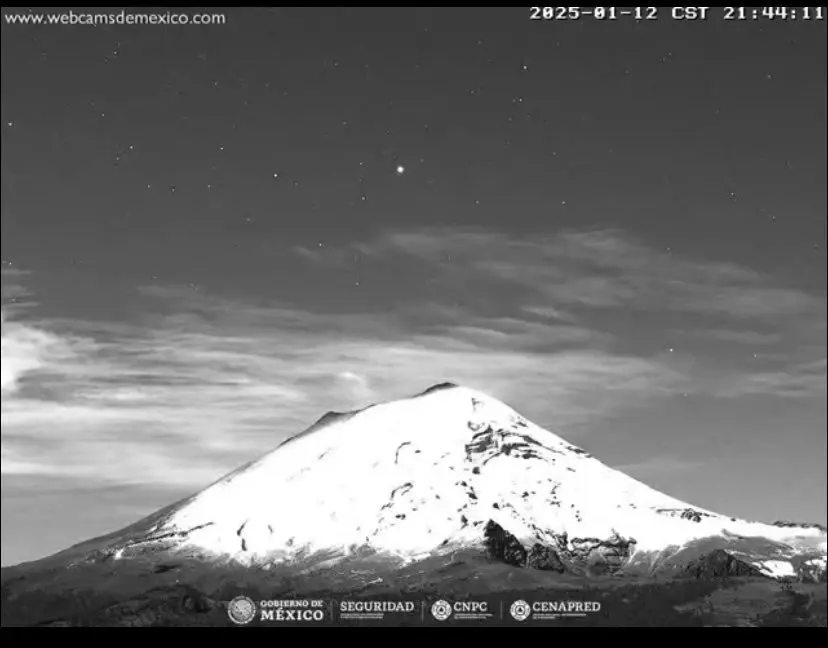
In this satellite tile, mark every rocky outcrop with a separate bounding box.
[773,521,828,533]
[680,509,707,523]
[526,543,566,572]
[656,508,711,523]
[482,522,636,575]
[483,521,569,572]
[795,558,827,583]
[419,383,459,396]
[483,521,527,567]
[682,549,764,580]
[481,521,641,576]
[553,532,637,575]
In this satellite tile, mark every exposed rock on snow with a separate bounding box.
[526,543,566,572]
[682,550,764,580]
[483,521,527,567]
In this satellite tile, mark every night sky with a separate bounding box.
[1,7,826,566]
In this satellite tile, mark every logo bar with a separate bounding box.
[226,596,604,625]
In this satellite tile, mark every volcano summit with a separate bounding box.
[2,384,826,627]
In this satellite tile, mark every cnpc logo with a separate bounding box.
[430,599,489,620]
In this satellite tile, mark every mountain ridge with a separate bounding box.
[7,383,823,583]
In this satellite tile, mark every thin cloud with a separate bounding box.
[2,279,688,488]
[1,266,37,318]
[1,311,71,395]
[722,358,827,400]
[298,227,825,397]
[2,228,825,491]
[310,226,823,322]
[689,329,784,346]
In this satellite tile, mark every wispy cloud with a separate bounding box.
[1,227,825,492]
[722,358,827,400]
[1,282,684,489]
[1,264,32,300]
[308,227,823,321]
[298,227,825,396]
[689,329,784,346]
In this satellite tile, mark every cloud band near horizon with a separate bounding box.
[1,228,825,491]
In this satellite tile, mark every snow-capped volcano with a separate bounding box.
[95,383,825,582]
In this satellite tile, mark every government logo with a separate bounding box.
[227,595,257,625]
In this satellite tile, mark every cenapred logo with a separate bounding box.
[510,599,602,622]
[227,596,257,625]
[430,599,453,621]
[509,600,532,622]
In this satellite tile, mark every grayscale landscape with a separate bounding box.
[2,7,825,628]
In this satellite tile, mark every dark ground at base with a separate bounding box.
[2,553,826,627]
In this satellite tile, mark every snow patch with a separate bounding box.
[757,560,796,579]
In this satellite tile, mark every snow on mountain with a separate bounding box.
[96,384,825,580]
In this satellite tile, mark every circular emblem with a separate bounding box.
[227,595,257,625]
[431,599,453,621]
[510,600,531,622]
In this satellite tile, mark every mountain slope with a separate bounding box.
[28,383,825,582]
